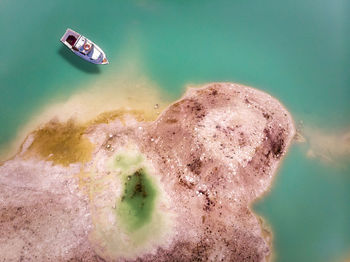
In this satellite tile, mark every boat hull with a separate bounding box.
[60,28,109,65]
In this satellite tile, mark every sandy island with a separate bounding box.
[0,82,295,261]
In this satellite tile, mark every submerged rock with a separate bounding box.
[0,83,295,261]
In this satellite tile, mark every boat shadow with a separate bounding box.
[57,46,101,74]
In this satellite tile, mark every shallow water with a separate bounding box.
[0,0,349,261]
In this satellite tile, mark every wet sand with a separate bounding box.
[0,82,295,261]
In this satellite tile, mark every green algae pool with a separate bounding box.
[114,153,158,233]
[118,169,157,232]
[0,0,349,261]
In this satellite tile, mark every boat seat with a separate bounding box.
[66,35,77,46]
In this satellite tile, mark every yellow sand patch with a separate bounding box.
[25,120,93,166]
[24,105,160,167]
[89,108,158,126]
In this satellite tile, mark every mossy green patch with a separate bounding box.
[114,153,143,170]
[89,150,171,257]
[117,168,157,232]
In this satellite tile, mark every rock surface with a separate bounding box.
[0,83,295,261]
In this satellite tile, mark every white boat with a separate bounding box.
[60,28,109,65]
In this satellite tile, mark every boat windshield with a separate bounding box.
[66,35,77,46]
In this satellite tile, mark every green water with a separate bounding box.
[117,168,157,232]
[0,0,349,261]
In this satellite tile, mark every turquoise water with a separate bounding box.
[0,0,349,261]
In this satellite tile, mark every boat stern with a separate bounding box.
[60,28,80,48]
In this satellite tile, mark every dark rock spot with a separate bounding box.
[264,128,285,158]
[166,118,178,124]
[187,158,202,175]
[178,177,195,189]
[262,112,270,119]
[198,190,216,212]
